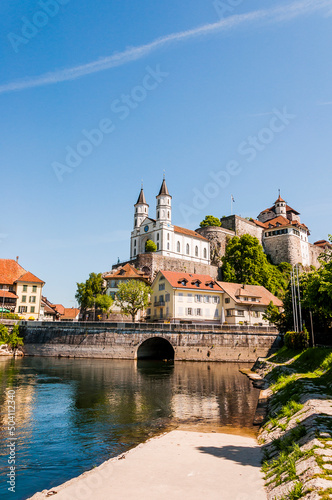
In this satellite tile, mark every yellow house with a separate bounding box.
[149,271,283,326]
[149,271,223,323]
[0,259,44,320]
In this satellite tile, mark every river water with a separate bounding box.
[0,357,260,500]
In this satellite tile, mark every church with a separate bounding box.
[130,177,210,265]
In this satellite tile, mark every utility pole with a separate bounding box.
[296,265,303,332]
[309,310,315,347]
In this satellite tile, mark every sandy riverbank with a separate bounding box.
[29,430,266,500]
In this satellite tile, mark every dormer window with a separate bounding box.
[191,280,201,287]
[178,278,188,286]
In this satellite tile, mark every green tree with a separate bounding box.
[145,240,157,252]
[0,324,23,353]
[115,280,152,322]
[221,234,290,297]
[263,301,284,328]
[95,294,113,317]
[199,215,222,227]
[75,272,105,310]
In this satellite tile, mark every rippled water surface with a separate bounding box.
[0,357,260,499]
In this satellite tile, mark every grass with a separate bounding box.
[261,347,332,499]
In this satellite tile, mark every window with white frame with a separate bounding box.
[213,296,219,304]
[177,241,181,252]
[196,308,202,316]
[186,244,189,255]
[195,246,198,257]
[187,294,193,302]
[204,296,210,303]
[214,309,219,317]
[178,293,183,302]
[29,296,36,303]
[226,310,232,317]
[178,307,184,316]
[237,310,245,317]
[187,308,193,316]
[165,293,170,302]
[195,295,201,302]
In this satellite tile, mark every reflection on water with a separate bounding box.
[0,357,260,500]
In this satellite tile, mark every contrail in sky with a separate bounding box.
[0,0,331,95]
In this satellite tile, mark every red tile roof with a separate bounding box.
[159,270,222,291]
[54,304,65,315]
[62,308,80,319]
[275,195,286,203]
[260,204,300,216]
[217,282,283,307]
[253,216,309,232]
[0,259,44,285]
[0,290,18,299]
[104,263,150,281]
[173,226,208,241]
[314,240,332,248]
[16,271,44,284]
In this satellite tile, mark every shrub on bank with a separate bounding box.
[0,312,20,320]
[284,328,309,350]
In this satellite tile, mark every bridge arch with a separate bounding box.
[136,337,175,361]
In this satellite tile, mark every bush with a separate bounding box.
[284,328,309,350]
[0,312,20,320]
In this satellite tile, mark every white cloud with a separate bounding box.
[0,0,331,95]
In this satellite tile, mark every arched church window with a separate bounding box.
[186,244,189,255]
[167,243,170,250]
[135,219,137,227]
[177,241,181,252]
[145,207,147,212]
[167,233,170,240]
[134,249,136,256]
[195,246,198,257]
[157,243,159,250]
[134,240,136,247]
[157,211,160,218]
[157,233,160,241]
[168,211,170,218]
[168,199,169,204]
[204,248,207,259]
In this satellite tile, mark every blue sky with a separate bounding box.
[1,0,332,306]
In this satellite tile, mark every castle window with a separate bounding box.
[186,244,189,255]
[157,233,160,241]
[177,241,181,252]
[168,211,170,218]
[135,219,137,226]
[157,243,159,250]
[203,248,207,259]
[134,240,136,246]
[157,211,160,218]
[195,246,198,257]
[145,207,147,212]
[134,249,136,256]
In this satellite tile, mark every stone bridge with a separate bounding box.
[20,321,282,362]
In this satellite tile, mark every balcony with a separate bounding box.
[154,300,165,307]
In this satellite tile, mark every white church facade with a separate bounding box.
[130,177,210,265]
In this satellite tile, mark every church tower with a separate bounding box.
[134,185,149,228]
[156,175,172,223]
[275,194,287,218]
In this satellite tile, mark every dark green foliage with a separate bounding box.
[115,280,152,322]
[199,215,221,227]
[221,234,291,297]
[0,324,23,350]
[145,239,157,252]
[284,329,309,350]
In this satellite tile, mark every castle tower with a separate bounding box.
[134,185,149,228]
[156,175,172,223]
[274,194,287,218]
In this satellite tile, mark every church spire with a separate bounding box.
[134,183,149,229]
[156,175,172,223]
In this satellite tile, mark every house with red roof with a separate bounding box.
[0,258,44,320]
[150,270,282,325]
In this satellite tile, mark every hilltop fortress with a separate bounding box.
[116,178,329,280]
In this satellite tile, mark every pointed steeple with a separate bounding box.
[136,187,147,205]
[158,175,171,197]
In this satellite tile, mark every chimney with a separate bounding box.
[16,256,19,263]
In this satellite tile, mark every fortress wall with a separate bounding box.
[123,253,219,281]
[263,234,302,265]
[220,216,263,241]
[309,244,325,268]
[196,227,234,266]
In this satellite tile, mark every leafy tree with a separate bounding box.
[145,240,157,252]
[115,280,152,322]
[199,215,222,228]
[263,301,284,328]
[75,273,105,310]
[221,234,290,297]
[0,324,23,353]
[95,294,113,316]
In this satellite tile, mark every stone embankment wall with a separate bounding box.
[21,322,281,362]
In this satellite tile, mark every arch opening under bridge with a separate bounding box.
[137,337,175,361]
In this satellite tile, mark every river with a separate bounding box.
[0,357,260,500]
